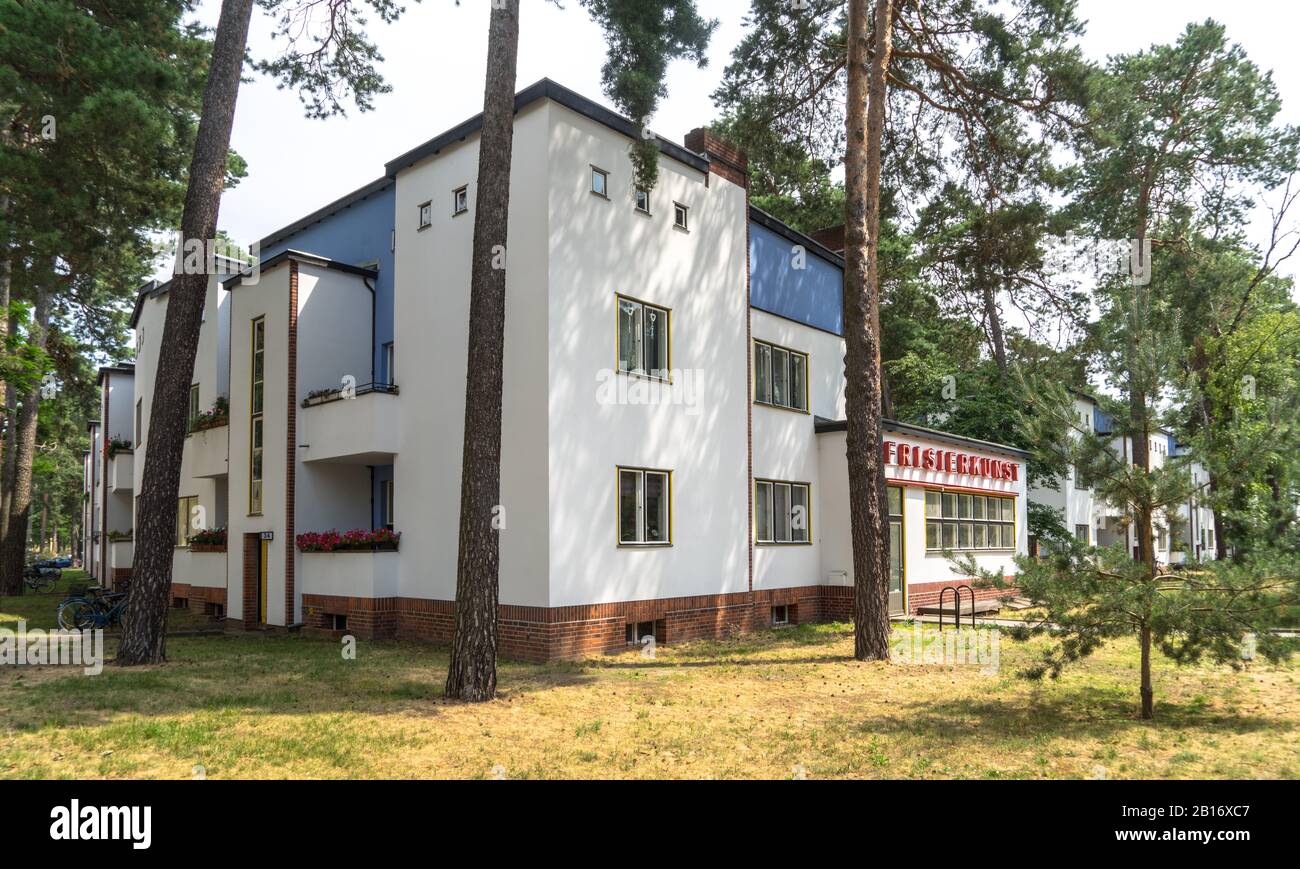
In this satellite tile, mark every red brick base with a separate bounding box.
[298,581,1018,663]
[170,582,229,620]
[905,578,1018,613]
[110,568,132,591]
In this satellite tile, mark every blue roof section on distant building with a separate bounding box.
[748,207,844,335]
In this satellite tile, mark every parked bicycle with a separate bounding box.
[57,582,128,631]
[23,562,60,593]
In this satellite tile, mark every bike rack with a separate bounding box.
[937,584,976,630]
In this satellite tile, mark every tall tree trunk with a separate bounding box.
[844,0,894,662]
[445,0,520,702]
[981,280,1008,372]
[117,0,255,665]
[1138,620,1154,719]
[1,290,50,595]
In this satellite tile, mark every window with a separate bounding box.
[616,295,670,379]
[888,486,903,596]
[754,340,807,411]
[188,384,200,427]
[380,479,394,530]
[1072,464,1090,490]
[626,621,656,645]
[617,467,671,545]
[591,166,608,198]
[925,490,1014,551]
[634,188,650,213]
[453,186,468,216]
[382,342,395,385]
[417,201,432,229]
[249,316,265,514]
[755,480,810,544]
[673,202,689,230]
[135,398,143,446]
[175,495,199,547]
[1075,524,1090,544]
[771,605,790,626]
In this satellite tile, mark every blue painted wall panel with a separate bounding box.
[261,183,395,384]
[748,221,843,335]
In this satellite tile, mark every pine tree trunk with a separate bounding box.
[1139,621,1154,719]
[844,0,894,662]
[117,0,255,666]
[982,280,1008,372]
[1,290,50,595]
[445,0,520,702]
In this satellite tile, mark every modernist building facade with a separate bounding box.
[82,365,135,587]
[101,79,1047,659]
[1027,390,1219,565]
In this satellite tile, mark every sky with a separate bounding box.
[185,0,1300,277]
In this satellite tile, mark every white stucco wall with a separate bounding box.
[226,265,290,624]
[545,103,750,607]
[392,100,552,607]
[751,309,847,591]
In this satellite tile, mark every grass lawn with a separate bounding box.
[1,576,1296,779]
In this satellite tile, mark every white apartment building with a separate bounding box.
[81,365,135,587]
[107,80,1032,660]
[1028,389,1218,564]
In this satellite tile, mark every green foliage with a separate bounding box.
[255,0,412,118]
[579,0,716,191]
[956,545,1297,685]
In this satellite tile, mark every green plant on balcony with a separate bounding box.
[107,437,133,456]
[107,529,133,542]
[190,394,230,432]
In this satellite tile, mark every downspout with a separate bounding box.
[364,275,376,385]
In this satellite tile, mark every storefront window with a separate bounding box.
[925,490,1014,551]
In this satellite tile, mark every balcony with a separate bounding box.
[187,423,230,478]
[300,550,399,599]
[109,452,133,492]
[299,384,399,464]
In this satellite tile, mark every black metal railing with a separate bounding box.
[301,382,399,408]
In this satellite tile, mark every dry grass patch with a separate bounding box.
[0,616,1295,779]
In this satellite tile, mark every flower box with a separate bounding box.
[296,528,400,553]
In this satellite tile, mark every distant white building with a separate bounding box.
[1028,389,1217,564]
[106,80,1031,659]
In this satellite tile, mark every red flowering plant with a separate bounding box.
[296,528,400,552]
[188,527,227,547]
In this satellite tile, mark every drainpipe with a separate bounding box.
[363,275,376,386]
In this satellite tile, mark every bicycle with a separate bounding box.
[57,583,129,631]
[23,563,60,593]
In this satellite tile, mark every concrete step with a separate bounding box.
[915,598,1003,616]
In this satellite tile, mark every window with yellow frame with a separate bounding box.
[249,316,265,514]
[617,466,671,545]
[925,489,1015,551]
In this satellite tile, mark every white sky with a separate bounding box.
[184,0,1300,276]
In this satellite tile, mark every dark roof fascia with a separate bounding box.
[258,177,394,250]
[383,78,710,178]
[748,205,846,270]
[814,415,1033,461]
[96,364,135,386]
[222,249,379,290]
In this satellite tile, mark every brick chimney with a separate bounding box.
[684,127,748,188]
[810,225,845,254]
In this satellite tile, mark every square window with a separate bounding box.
[617,467,671,545]
[673,202,689,230]
[453,186,468,215]
[772,605,789,626]
[591,167,608,197]
[418,201,432,228]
